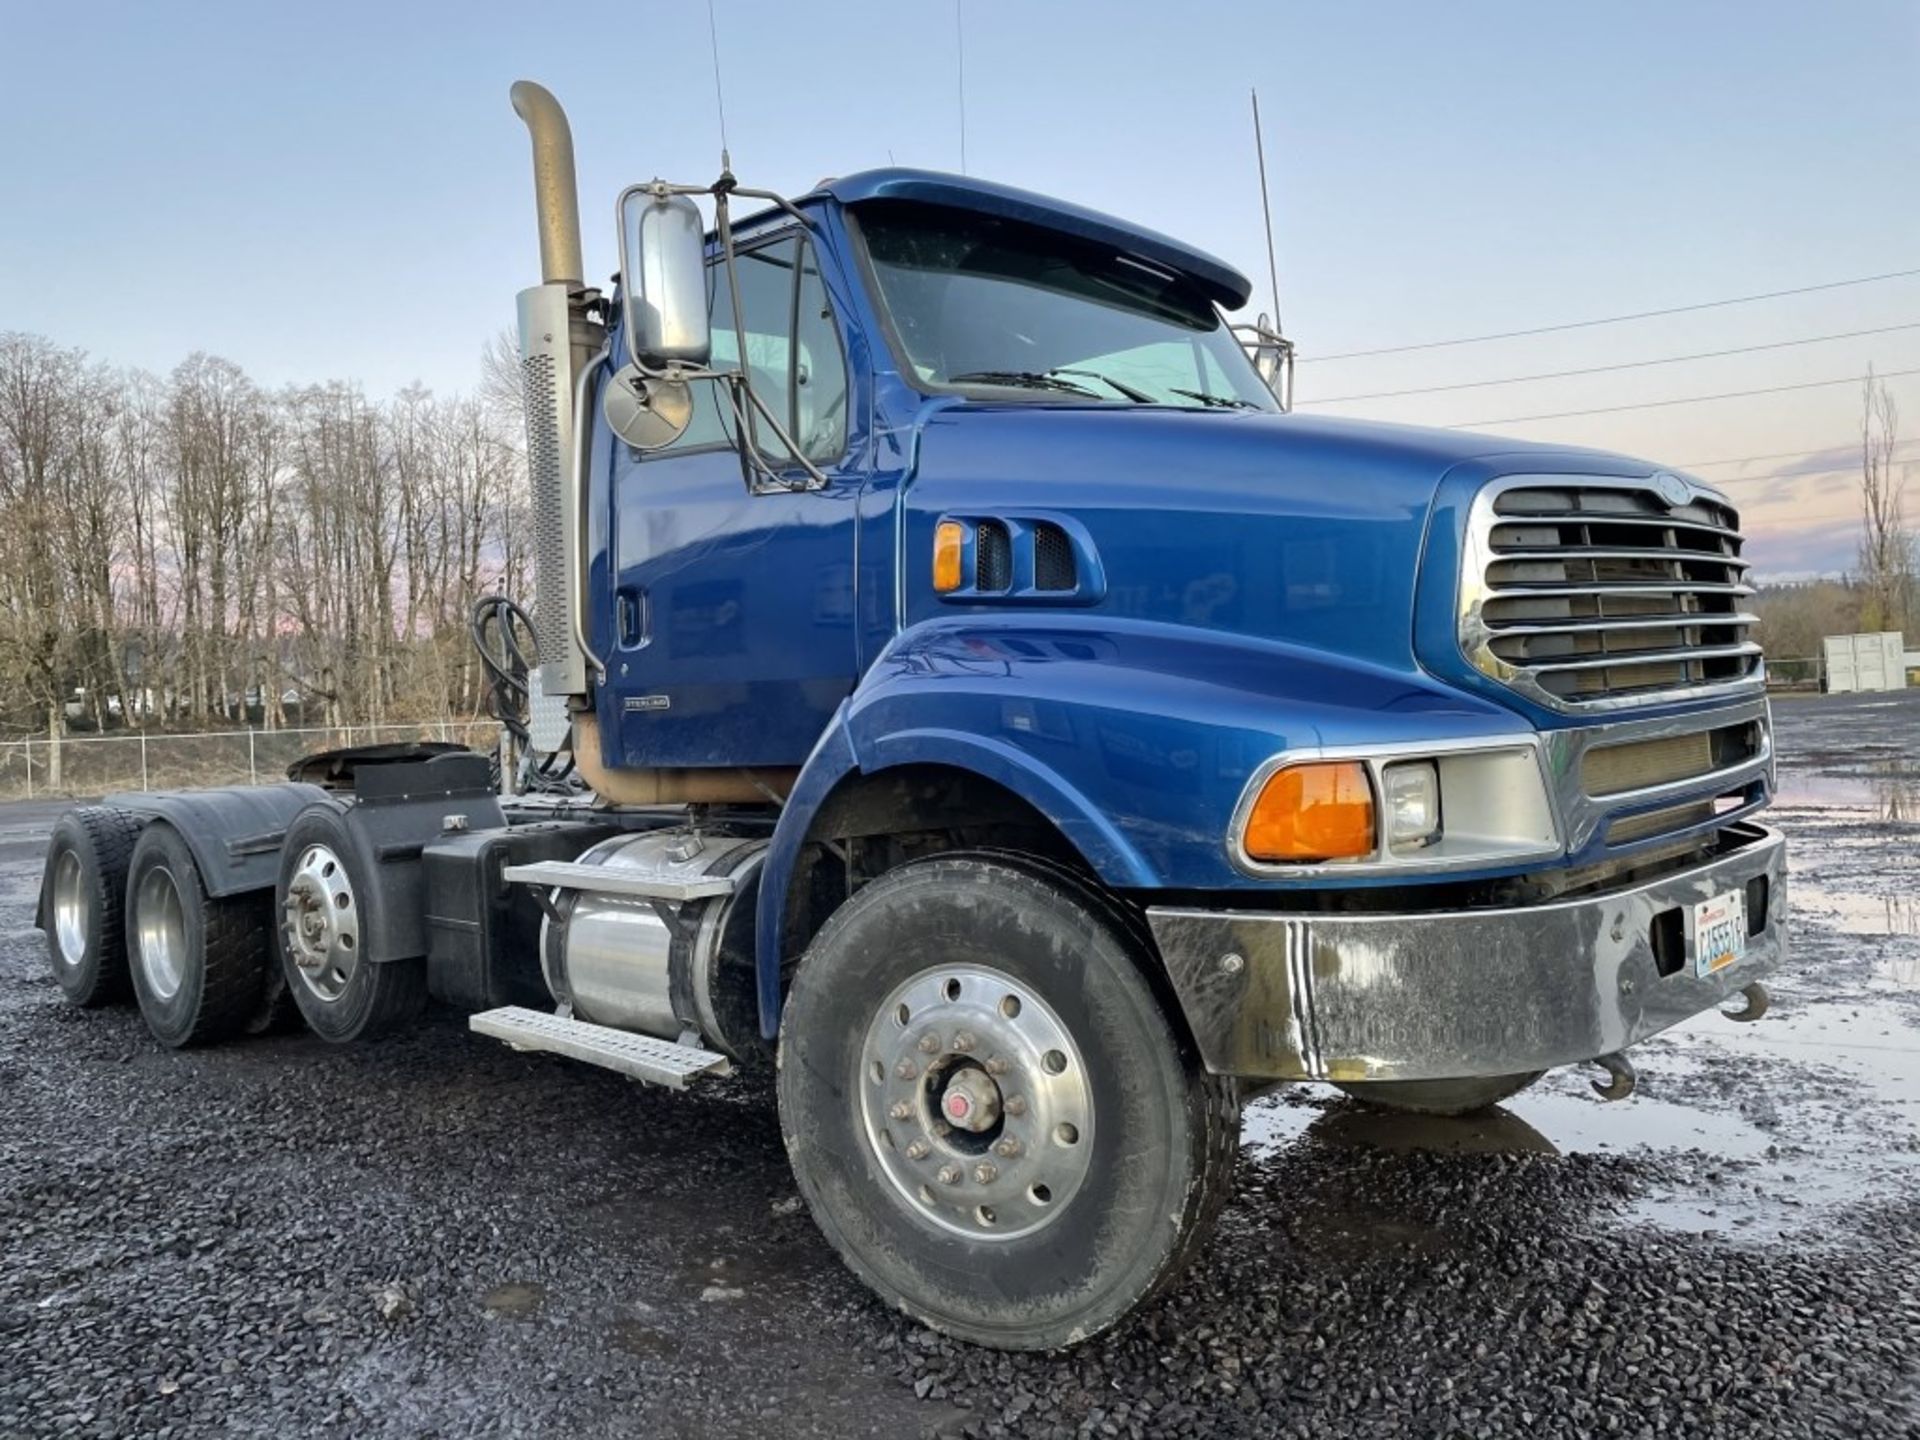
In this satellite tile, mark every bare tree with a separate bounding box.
[0,331,534,751]
[1858,369,1916,635]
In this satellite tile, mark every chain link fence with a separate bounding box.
[0,722,501,802]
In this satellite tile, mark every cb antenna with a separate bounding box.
[955,0,969,174]
[706,0,732,170]
[1251,88,1283,332]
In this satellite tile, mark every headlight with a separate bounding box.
[1382,761,1441,852]
[1232,742,1559,875]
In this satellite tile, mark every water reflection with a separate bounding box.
[1775,758,1917,821]
[1306,1101,1559,1157]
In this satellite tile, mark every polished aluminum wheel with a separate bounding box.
[860,964,1093,1241]
[281,844,360,1003]
[51,849,87,969]
[134,865,187,1001]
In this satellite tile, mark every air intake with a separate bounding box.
[1033,522,1077,592]
[976,520,1013,592]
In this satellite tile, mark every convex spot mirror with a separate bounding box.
[604,364,693,451]
[618,186,711,370]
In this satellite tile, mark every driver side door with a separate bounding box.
[599,231,861,770]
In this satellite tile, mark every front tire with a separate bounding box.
[126,823,273,1048]
[43,806,143,1007]
[1335,1071,1544,1116]
[777,855,1238,1351]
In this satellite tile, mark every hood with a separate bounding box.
[902,405,1634,673]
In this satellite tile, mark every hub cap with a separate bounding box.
[134,865,187,1001]
[860,964,1093,1241]
[282,844,360,1002]
[51,849,87,968]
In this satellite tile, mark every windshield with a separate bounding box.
[854,202,1279,411]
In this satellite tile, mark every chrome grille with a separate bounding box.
[1461,478,1764,711]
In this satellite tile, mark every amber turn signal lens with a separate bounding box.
[1243,761,1376,863]
[933,520,965,593]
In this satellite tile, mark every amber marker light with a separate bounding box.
[933,520,966,593]
[1243,761,1376,863]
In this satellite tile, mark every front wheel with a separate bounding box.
[777,855,1238,1351]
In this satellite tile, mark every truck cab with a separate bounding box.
[38,83,1784,1354]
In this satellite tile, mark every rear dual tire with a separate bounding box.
[125,823,275,1048]
[778,855,1239,1351]
[43,806,144,1007]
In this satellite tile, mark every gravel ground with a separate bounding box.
[2,691,1918,1438]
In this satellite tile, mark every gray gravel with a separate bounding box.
[3,691,1919,1438]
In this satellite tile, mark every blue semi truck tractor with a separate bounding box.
[37,83,1784,1349]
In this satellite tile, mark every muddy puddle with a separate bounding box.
[1243,748,1920,1246]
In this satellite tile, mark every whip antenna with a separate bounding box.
[956,1,968,174]
[1251,88,1283,331]
[706,0,731,168]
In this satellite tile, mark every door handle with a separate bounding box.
[616,587,649,647]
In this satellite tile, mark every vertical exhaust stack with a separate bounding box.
[510,81,584,290]
[510,81,601,712]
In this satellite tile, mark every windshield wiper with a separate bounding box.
[949,369,1101,398]
[1169,387,1261,410]
[1051,368,1156,403]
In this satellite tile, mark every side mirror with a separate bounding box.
[1235,313,1295,411]
[618,187,711,369]
[603,363,693,451]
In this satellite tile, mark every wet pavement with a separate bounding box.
[2,690,1918,1436]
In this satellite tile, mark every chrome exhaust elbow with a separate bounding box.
[510,80,585,288]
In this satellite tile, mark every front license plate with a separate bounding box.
[1692,889,1747,977]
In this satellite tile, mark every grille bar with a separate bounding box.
[1490,612,1761,637]
[1461,477,1766,710]
[1494,511,1742,542]
[1482,581,1758,598]
[1491,547,1752,566]
[1524,641,1762,674]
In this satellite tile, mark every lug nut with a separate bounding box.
[993,1137,1022,1158]
[936,1164,962,1186]
[983,1055,1009,1076]
[918,1032,942,1054]
[951,1031,976,1053]
[895,1059,918,1080]
[905,1139,930,1160]
[1003,1095,1028,1117]
[972,1162,998,1184]
[888,1101,913,1121]
[932,1121,953,1138]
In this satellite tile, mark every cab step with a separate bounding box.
[470,1006,731,1088]
[501,859,737,903]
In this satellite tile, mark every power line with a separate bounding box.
[1447,366,1920,430]
[1711,467,1859,489]
[1297,322,1920,406]
[1305,267,1920,363]
[1680,437,1920,469]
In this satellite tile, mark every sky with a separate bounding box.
[2,0,1917,577]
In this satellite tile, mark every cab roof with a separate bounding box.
[803,167,1255,311]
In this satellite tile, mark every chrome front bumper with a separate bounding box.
[1146,823,1786,1083]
